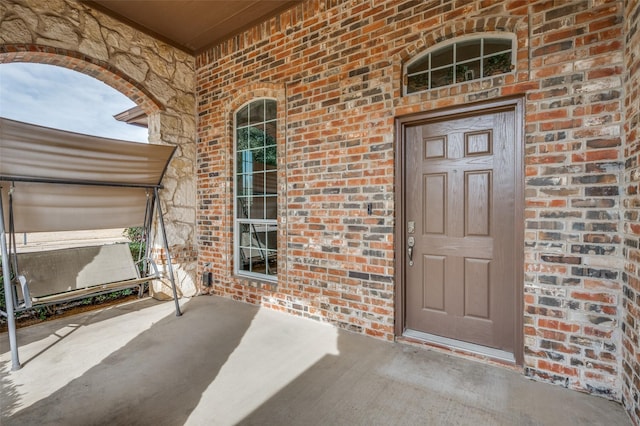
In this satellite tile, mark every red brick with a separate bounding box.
[186,0,631,408]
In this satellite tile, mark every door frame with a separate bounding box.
[394,96,525,365]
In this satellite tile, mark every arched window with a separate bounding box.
[404,35,515,94]
[234,99,278,280]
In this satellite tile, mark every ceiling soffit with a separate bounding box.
[85,1,301,54]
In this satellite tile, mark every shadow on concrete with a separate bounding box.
[1,295,630,425]
[3,296,258,426]
[6,297,161,349]
[0,297,165,367]
[0,358,21,419]
[1,298,164,417]
[239,331,629,426]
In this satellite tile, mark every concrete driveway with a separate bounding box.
[1,296,629,425]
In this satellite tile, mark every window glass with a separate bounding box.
[265,101,277,121]
[249,100,265,125]
[484,38,512,55]
[404,36,514,94]
[407,73,430,93]
[235,99,278,279]
[237,105,249,127]
[483,52,512,77]
[407,55,430,75]
[457,40,481,62]
[431,45,453,69]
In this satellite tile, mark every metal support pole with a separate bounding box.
[0,187,21,370]
[154,188,181,317]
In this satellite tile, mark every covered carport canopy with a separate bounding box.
[0,117,180,370]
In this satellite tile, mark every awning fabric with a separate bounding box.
[0,117,175,233]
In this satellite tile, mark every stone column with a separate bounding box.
[148,110,198,298]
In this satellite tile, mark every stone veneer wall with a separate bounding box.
[0,0,198,295]
[197,0,628,401]
[624,0,640,423]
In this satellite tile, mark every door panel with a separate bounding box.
[405,109,517,354]
[423,255,446,311]
[465,170,491,236]
[464,257,490,319]
[423,174,446,234]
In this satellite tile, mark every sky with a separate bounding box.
[0,62,148,143]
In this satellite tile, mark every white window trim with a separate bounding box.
[233,98,278,282]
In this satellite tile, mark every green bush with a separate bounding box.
[123,227,144,243]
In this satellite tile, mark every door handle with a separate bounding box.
[407,236,415,266]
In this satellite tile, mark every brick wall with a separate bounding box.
[624,0,640,423]
[523,0,624,399]
[196,0,627,401]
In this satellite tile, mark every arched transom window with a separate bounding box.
[404,35,515,94]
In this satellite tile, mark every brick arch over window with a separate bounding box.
[226,83,285,125]
[392,15,529,104]
[397,16,527,65]
[0,45,162,116]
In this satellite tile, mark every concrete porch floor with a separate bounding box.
[0,296,629,425]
